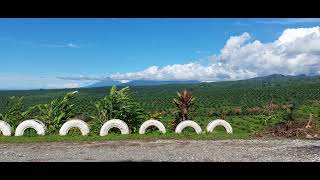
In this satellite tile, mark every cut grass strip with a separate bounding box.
[0,132,251,144]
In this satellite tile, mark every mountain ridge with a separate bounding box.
[84,73,319,88]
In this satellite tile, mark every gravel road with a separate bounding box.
[0,139,319,162]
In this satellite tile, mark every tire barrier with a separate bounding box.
[59,119,90,136]
[15,119,46,136]
[139,120,166,134]
[2,118,234,137]
[175,120,202,134]
[0,120,12,136]
[206,119,233,134]
[100,119,130,136]
[34,119,47,131]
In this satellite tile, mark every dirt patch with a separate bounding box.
[176,141,191,146]
[291,145,320,155]
[146,143,169,148]
[139,139,158,143]
[82,142,126,149]
[257,120,320,139]
[127,143,141,147]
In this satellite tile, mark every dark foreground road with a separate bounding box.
[0,139,319,162]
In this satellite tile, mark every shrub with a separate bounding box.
[24,91,78,134]
[0,96,26,129]
[93,86,145,133]
[146,111,163,120]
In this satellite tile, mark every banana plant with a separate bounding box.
[93,86,145,133]
[24,91,78,133]
[0,96,26,129]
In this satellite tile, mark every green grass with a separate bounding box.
[0,131,251,144]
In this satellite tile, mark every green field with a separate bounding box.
[1,74,320,142]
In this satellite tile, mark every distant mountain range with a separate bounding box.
[123,80,200,86]
[248,74,308,81]
[84,73,316,88]
[86,79,122,88]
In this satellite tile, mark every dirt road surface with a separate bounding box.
[0,139,319,162]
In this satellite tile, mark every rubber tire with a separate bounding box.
[139,120,166,134]
[59,119,90,136]
[15,119,46,136]
[34,119,47,131]
[206,119,233,134]
[0,120,12,136]
[175,120,202,134]
[100,119,129,136]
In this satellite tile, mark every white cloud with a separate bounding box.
[277,27,320,44]
[111,26,320,82]
[111,62,257,81]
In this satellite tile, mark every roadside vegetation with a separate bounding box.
[1,75,320,142]
[92,86,145,133]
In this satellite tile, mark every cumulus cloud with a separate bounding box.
[214,27,320,77]
[111,26,320,82]
[111,63,256,82]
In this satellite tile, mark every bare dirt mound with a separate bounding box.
[257,120,320,139]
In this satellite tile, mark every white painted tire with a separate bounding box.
[59,119,90,136]
[15,119,46,136]
[139,120,166,134]
[34,119,47,131]
[175,120,202,134]
[207,119,233,134]
[0,120,12,136]
[100,119,129,136]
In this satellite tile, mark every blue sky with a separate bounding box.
[1,18,320,90]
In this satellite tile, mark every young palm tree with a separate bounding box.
[172,90,195,128]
